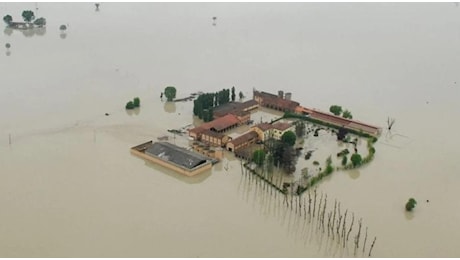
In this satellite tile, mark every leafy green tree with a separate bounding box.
[294,121,306,137]
[329,105,342,116]
[33,17,46,26]
[164,86,176,101]
[342,110,353,119]
[5,43,11,49]
[341,155,348,166]
[405,198,417,211]
[281,131,296,146]
[3,15,13,25]
[252,149,266,166]
[231,86,236,102]
[350,153,362,166]
[125,101,134,110]
[59,24,67,31]
[239,91,244,100]
[133,97,140,107]
[21,10,35,23]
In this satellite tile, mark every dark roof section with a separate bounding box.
[272,122,292,131]
[213,100,259,118]
[254,91,299,111]
[253,123,273,132]
[228,131,259,146]
[145,142,209,170]
[201,114,240,132]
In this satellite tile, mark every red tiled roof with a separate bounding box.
[201,114,240,132]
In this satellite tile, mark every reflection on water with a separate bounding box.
[404,211,414,221]
[141,156,212,184]
[3,27,13,36]
[5,50,11,56]
[163,102,176,113]
[347,169,360,180]
[60,32,67,39]
[125,108,140,116]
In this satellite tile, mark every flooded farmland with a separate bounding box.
[1,2,460,257]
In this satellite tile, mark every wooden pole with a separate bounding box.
[368,237,377,257]
[9,134,12,146]
[363,226,368,254]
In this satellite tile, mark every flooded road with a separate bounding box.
[1,2,460,257]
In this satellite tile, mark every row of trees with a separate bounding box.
[329,105,353,119]
[3,11,46,27]
[193,87,241,122]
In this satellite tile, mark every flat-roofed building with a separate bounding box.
[131,141,212,177]
[200,129,231,147]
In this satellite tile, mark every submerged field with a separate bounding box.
[1,2,460,257]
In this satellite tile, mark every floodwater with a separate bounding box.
[1,2,460,257]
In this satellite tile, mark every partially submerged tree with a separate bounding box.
[125,101,134,110]
[59,24,67,31]
[3,15,13,25]
[405,198,417,211]
[294,121,306,138]
[133,97,140,107]
[350,153,362,167]
[239,91,244,100]
[164,86,177,101]
[342,110,353,119]
[21,10,35,23]
[252,149,266,166]
[329,105,342,116]
[5,43,11,50]
[281,131,296,146]
[33,17,46,27]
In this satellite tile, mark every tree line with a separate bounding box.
[193,87,238,122]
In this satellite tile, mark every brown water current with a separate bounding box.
[1,2,460,257]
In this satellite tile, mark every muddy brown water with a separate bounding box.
[1,2,460,257]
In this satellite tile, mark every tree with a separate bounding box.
[231,86,236,102]
[337,126,348,141]
[329,105,342,116]
[239,91,244,100]
[342,110,353,119]
[33,17,46,27]
[294,121,306,137]
[133,97,140,107]
[3,15,12,25]
[22,10,35,23]
[59,24,67,31]
[341,155,348,166]
[164,86,176,101]
[5,43,11,50]
[252,149,266,166]
[125,101,134,110]
[350,153,362,166]
[405,198,417,211]
[281,131,296,146]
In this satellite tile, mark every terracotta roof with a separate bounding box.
[201,114,240,132]
[228,131,259,146]
[254,91,299,111]
[253,123,273,132]
[272,122,292,131]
